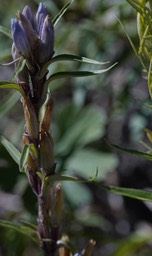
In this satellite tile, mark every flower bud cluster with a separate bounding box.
[11,3,54,65]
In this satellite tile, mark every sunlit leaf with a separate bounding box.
[144,128,152,143]
[1,136,21,165]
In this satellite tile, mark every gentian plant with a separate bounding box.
[0,2,116,255]
[2,1,152,255]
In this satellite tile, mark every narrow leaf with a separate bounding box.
[19,144,29,172]
[39,54,109,79]
[47,62,117,83]
[50,175,152,202]
[112,231,152,256]
[20,221,37,230]
[110,143,152,160]
[1,136,21,165]
[51,54,109,65]
[0,220,38,243]
[0,81,25,95]
[117,16,148,72]
[0,91,19,118]
[13,58,26,80]
[0,25,12,38]
[104,185,152,202]
[53,0,75,26]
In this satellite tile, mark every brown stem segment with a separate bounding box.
[37,194,57,256]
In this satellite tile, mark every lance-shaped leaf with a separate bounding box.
[13,57,26,80]
[0,220,38,243]
[47,63,117,83]
[1,136,21,165]
[50,174,152,202]
[117,16,148,72]
[126,0,147,14]
[52,0,75,26]
[19,143,38,172]
[0,25,12,38]
[19,144,30,172]
[40,63,117,104]
[39,53,109,79]
[0,91,19,118]
[112,231,152,256]
[103,185,152,202]
[109,142,152,160]
[0,81,25,95]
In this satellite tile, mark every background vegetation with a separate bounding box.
[0,0,152,255]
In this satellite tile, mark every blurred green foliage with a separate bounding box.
[0,0,152,256]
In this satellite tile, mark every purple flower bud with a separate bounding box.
[39,15,54,63]
[35,2,48,34]
[18,12,38,51]
[11,3,54,65]
[11,18,31,58]
[22,5,34,26]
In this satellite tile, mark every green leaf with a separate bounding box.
[0,91,19,118]
[52,0,75,26]
[47,62,117,83]
[13,58,26,80]
[50,174,82,183]
[19,144,29,172]
[50,174,152,202]
[1,136,21,165]
[66,149,118,180]
[104,185,152,202]
[20,220,37,230]
[117,16,148,72]
[51,54,109,65]
[110,143,152,160]
[126,0,147,14]
[0,220,38,243]
[112,231,152,256]
[62,181,93,206]
[19,144,38,173]
[56,104,107,154]
[39,54,109,79]
[0,81,25,95]
[0,25,12,38]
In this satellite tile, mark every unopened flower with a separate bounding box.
[51,184,63,226]
[11,3,54,64]
[39,131,55,175]
[11,18,32,59]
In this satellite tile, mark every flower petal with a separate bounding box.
[22,5,34,26]
[35,2,48,34]
[39,15,54,63]
[11,18,31,58]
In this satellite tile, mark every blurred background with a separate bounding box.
[0,0,152,255]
